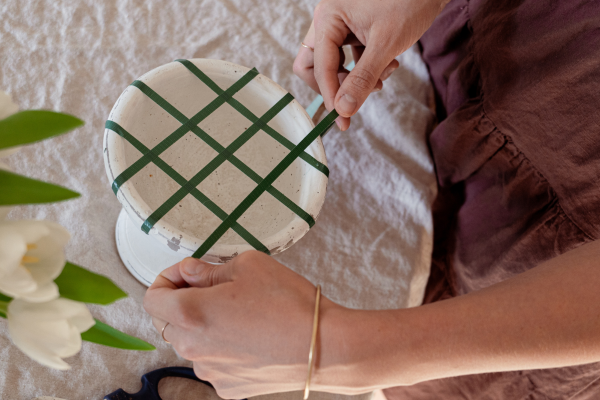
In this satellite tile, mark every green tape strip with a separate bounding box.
[105,120,269,254]
[130,69,316,232]
[111,68,258,195]
[191,109,339,259]
[176,59,329,178]
[140,92,297,233]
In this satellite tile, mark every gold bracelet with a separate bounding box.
[304,285,321,400]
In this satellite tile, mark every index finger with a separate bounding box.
[149,259,190,291]
[293,21,320,94]
[313,8,349,111]
[143,259,191,321]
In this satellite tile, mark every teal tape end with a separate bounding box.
[306,95,323,119]
[141,217,154,234]
[305,61,354,119]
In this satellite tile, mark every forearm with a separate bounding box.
[314,239,600,393]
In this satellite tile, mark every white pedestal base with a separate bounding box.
[115,208,187,287]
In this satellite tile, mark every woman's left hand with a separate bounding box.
[148,242,600,398]
[143,251,350,399]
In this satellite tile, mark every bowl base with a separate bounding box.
[115,208,186,287]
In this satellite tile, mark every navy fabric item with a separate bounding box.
[103,366,247,400]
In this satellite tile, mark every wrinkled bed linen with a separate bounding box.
[0,1,436,399]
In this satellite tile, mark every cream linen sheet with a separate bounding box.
[0,0,436,398]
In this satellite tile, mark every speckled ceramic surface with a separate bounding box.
[103,59,328,283]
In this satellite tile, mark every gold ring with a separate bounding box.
[301,42,314,52]
[161,322,171,344]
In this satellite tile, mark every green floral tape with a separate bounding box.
[111,68,259,195]
[175,60,330,178]
[191,109,338,259]
[105,120,269,254]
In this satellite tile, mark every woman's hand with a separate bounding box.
[143,251,355,399]
[293,0,448,130]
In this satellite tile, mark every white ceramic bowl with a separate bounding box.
[103,59,328,285]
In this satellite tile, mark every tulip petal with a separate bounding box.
[11,339,72,370]
[26,222,70,284]
[56,325,82,358]
[9,297,91,322]
[18,281,59,303]
[25,253,66,286]
[0,265,37,297]
[8,316,72,370]
[0,230,26,277]
[0,220,69,300]
[16,320,72,350]
[68,312,96,333]
[1,220,50,246]
[40,221,71,247]
[7,298,93,370]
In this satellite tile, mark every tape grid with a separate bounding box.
[106,60,335,258]
[175,60,329,178]
[139,92,299,234]
[111,68,259,195]
[191,110,338,258]
[105,120,269,254]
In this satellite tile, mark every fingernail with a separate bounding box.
[381,66,397,81]
[181,258,203,275]
[372,86,382,92]
[335,119,342,129]
[336,94,357,116]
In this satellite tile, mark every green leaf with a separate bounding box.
[55,262,127,305]
[0,294,12,318]
[81,319,156,351]
[0,110,84,150]
[0,301,8,319]
[0,293,12,302]
[0,169,80,205]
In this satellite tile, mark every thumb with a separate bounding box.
[334,44,392,118]
[179,257,233,288]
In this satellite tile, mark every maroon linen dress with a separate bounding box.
[384,0,600,398]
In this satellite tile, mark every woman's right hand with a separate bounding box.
[293,0,448,130]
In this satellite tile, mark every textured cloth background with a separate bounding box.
[0,0,436,399]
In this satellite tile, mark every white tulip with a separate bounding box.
[7,298,95,370]
[0,89,20,219]
[0,220,70,302]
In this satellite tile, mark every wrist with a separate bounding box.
[310,301,362,394]
[311,302,421,394]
